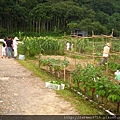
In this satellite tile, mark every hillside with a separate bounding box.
[0,0,120,37]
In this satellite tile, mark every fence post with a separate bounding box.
[64,65,66,81]
[69,73,72,87]
[92,31,95,65]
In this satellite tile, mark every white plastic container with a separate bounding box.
[53,84,61,90]
[114,70,120,76]
[19,54,25,60]
[61,84,65,89]
[45,81,65,90]
[45,82,50,87]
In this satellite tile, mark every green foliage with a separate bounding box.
[72,63,120,103]
[0,28,7,38]
[0,0,120,36]
[50,80,61,85]
[39,57,69,71]
[18,36,65,57]
[108,62,120,72]
[112,40,120,52]
[107,84,120,102]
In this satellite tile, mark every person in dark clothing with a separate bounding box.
[6,37,13,58]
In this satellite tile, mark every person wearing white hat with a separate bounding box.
[100,43,111,65]
[14,37,19,41]
[13,37,19,59]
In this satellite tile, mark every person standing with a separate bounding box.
[66,42,70,51]
[11,37,15,58]
[6,37,13,59]
[1,40,6,58]
[13,37,19,59]
[100,43,111,65]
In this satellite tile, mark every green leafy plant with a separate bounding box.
[39,58,69,72]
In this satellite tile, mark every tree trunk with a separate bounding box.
[36,21,38,33]
[41,20,46,32]
[46,21,49,32]
[57,18,60,31]
[33,20,35,32]
[30,20,32,32]
[7,19,10,34]
[38,19,41,35]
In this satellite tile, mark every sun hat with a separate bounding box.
[106,43,110,47]
[14,37,19,41]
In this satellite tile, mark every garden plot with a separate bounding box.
[40,55,93,71]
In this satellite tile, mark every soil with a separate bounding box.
[0,54,79,115]
[37,55,93,80]
[40,55,93,71]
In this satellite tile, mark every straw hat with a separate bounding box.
[106,43,110,47]
[14,37,19,41]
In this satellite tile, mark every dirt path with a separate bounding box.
[0,55,79,115]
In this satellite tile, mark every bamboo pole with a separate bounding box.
[106,59,108,75]
[69,74,72,87]
[92,31,95,65]
[75,53,76,68]
[64,65,66,82]
[105,29,114,75]
[74,38,77,68]
[110,29,114,47]
[63,34,115,39]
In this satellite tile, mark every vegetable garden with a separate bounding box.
[18,31,120,115]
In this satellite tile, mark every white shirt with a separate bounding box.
[13,40,18,49]
[66,42,70,50]
[103,45,110,57]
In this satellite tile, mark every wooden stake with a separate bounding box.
[64,32,66,36]
[75,53,76,68]
[69,74,72,87]
[64,65,66,81]
[110,29,113,47]
[106,29,113,75]
[106,59,108,75]
[38,54,42,68]
[92,31,95,65]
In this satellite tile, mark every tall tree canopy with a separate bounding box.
[0,0,120,37]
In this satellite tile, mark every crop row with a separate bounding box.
[18,37,120,58]
[72,63,120,113]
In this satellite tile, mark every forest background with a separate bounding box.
[0,0,120,38]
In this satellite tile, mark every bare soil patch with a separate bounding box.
[40,55,93,71]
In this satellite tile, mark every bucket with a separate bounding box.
[19,54,25,60]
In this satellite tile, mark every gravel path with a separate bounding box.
[0,53,79,115]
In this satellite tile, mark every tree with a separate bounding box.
[107,13,120,36]
[95,11,109,25]
[0,0,120,37]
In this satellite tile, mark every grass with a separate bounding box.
[18,58,104,115]
[56,89,103,115]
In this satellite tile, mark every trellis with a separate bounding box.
[36,31,120,114]
[63,29,119,74]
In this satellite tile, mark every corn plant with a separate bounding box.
[18,36,65,57]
